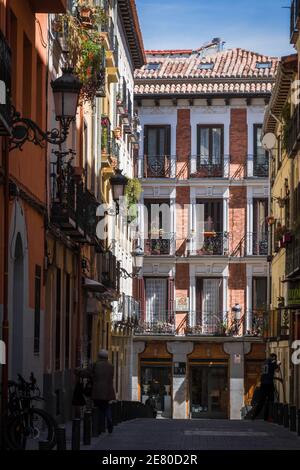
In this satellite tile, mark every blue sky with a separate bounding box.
[136,0,294,57]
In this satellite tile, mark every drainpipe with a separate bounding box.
[266,149,273,353]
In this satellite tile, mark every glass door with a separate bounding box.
[141,365,172,418]
[190,365,228,418]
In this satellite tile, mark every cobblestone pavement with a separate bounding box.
[86,419,300,451]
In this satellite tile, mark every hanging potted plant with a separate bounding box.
[113,127,122,139]
[266,215,275,226]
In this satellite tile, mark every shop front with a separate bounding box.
[189,361,228,418]
[140,363,172,418]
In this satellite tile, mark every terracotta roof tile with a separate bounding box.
[134,47,279,96]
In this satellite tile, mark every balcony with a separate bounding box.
[50,161,85,239]
[29,0,67,13]
[264,309,290,340]
[189,232,229,256]
[101,251,119,293]
[189,156,229,178]
[134,312,176,336]
[246,232,268,256]
[252,160,269,178]
[0,31,11,136]
[144,233,174,256]
[286,233,300,277]
[186,310,264,337]
[286,105,300,157]
[290,0,300,44]
[143,155,176,178]
[186,312,227,336]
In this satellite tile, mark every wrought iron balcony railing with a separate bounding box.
[143,155,176,178]
[144,233,175,255]
[291,0,300,43]
[189,156,229,178]
[286,233,300,276]
[101,250,119,292]
[134,311,176,335]
[253,160,269,178]
[264,309,290,340]
[247,232,269,256]
[186,312,227,336]
[186,310,264,337]
[188,232,228,256]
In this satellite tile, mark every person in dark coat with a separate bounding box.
[75,349,116,433]
[251,353,281,421]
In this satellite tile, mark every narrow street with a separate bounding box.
[87,419,300,451]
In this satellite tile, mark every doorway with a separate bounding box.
[10,233,24,380]
[140,365,172,418]
[190,364,228,418]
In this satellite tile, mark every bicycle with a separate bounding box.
[2,373,57,450]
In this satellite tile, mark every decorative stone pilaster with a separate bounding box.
[166,341,194,419]
[131,341,145,402]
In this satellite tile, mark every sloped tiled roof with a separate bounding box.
[134,47,279,96]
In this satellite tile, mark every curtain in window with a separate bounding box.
[202,279,222,333]
[212,128,221,164]
[199,128,209,165]
[145,278,167,323]
[256,126,266,164]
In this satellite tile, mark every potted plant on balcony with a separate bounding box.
[266,215,275,226]
[113,127,122,140]
[125,178,142,223]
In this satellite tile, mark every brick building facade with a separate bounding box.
[132,42,279,419]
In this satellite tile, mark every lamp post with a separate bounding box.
[109,168,128,215]
[232,303,242,336]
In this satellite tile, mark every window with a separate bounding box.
[146,63,161,71]
[34,266,41,354]
[145,278,168,322]
[144,125,171,177]
[197,125,223,167]
[55,268,61,370]
[22,34,32,117]
[253,124,268,176]
[198,62,214,70]
[253,199,268,255]
[253,278,267,310]
[65,273,71,369]
[145,125,170,157]
[256,62,272,69]
[36,55,44,127]
[196,199,223,232]
[197,278,223,333]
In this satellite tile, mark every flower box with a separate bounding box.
[282,233,292,244]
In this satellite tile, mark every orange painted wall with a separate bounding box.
[0,1,48,309]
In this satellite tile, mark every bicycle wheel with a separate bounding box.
[8,408,57,450]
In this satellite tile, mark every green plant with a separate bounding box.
[52,6,107,103]
[125,178,142,222]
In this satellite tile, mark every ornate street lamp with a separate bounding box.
[132,245,144,274]
[10,67,82,150]
[109,168,128,215]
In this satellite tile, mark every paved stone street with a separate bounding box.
[86,419,300,451]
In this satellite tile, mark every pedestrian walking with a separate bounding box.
[75,349,116,433]
[251,353,282,421]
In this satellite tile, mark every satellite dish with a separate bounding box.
[262,133,276,150]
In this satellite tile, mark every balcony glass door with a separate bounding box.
[197,278,223,334]
[253,199,268,255]
[145,126,170,177]
[197,125,223,176]
[254,125,268,176]
[145,278,167,323]
[190,365,228,418]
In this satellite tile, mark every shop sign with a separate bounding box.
[288,283,300,307]
[175,296,189,312]
[174,362,186,376]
